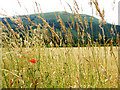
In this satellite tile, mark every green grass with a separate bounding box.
[2,46,118,88]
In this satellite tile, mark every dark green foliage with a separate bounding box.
[1,11,120,47]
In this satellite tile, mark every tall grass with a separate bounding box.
[0,0,119,88]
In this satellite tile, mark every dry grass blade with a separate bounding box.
[17,0,22,7]
[0,13,7,17]
[58,14,67,37]
[74,0,80,11]
[38,15,60,40]
[2,69,24,84]
[92,0,104,22]
[66,2,74,13]
[35,1,40,13]
[53,12,58,19]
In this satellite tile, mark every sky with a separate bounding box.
[0,0,120,25]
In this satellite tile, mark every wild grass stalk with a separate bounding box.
[0,0,119,88]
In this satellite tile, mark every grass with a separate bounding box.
[0,0,119,88]
[2,46,118,88]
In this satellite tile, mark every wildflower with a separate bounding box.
[29,59,36,63]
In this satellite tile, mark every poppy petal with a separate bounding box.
[29,59,36,63]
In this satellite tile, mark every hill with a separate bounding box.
[1,11,120,41]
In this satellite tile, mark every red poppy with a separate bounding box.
[29,59,36,63]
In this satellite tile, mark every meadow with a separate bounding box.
[1,0,119,88]
[2,46,118,88]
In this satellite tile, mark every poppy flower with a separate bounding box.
[29,59,36,63]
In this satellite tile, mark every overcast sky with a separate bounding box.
[0,0,120,25]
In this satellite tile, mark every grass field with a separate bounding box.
[1,0,119,88]
[2,46,118,88]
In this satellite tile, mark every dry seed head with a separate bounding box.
[25,16,35,26]
[14,32,20,38]
[65,11,69,20]
[13,18,23,26]
[58,14,67,37]
[74,0,79,10]
[67,22,72,29]
[110,37,113,54]
[117,33,119,40]
[17,0,22,7]
[77,15,84,27]
[74,14,79,18]
[0,12,8,17]
[93,0,105,22]
[116,33,119,44]
[35,1,40,13]
[87,33,91,40]
[111,26,115,36]
[102,9,105,19]
[74,6,79,14]
[87,32,92,44]
[113,24,117,33]
[0,22,8,29]
[112,0,115,10]
[84,17,89,29]
[102,29,105,42]
[38,15,60,39]
[71,16,75,28]
[67,2,74,13]
[79,26,85,36]
[99,33,102,40]
[99,24,105,41]
[53,12,58,19]
[76,20,79,37]
[89,0,93,7]
[4,18,12,30]
[105,39,110,45]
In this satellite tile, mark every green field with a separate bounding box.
[2,46,118,88]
